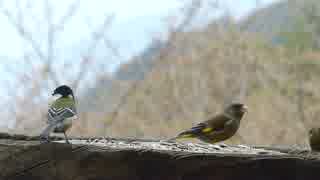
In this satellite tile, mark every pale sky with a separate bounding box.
[0,0,279,61]
[0,0,281,127]
[0,0,280,96]
[0,0,280,93]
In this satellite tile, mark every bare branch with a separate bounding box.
[103,36,124,60]
[104,80,142,133]
[44,0,54,63]
[55,0,81,31]
[105,1,203,133]
[72,14,115,90]
[1,9,46,60]
[158,0,203,60]
[176,0,202,32]
[43,0,59,86]
[1,0,83,86]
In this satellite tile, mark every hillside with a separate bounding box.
[72,0,320,147]
[240,0,297,38]
[80,0,294,107]
[97,25,320,146]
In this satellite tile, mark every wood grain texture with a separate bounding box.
[0,133,319,180]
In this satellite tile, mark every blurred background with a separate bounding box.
[0,0,319,147]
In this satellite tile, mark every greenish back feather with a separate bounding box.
[51,97,75,109]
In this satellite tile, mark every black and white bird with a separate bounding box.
[40,85,77,144]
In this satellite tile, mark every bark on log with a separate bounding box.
[0,132,319,180]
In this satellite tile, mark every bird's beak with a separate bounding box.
[242,105,248,113]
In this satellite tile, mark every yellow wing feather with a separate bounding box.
[202,127,213,133]
[178,134,194,139]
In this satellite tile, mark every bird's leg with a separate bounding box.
[40,132,51,143]
[63,132,70,144]
[40,135,51,143]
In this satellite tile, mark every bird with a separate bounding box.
[169,103,248,144]
[40,85,77,144]
[309,127,320,151]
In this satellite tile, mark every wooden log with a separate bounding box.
[0,132,319,180]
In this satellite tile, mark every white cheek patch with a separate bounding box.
[50,94,62,101]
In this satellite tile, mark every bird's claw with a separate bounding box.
[40,135,51,143]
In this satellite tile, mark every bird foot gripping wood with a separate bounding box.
[40,136,51,144]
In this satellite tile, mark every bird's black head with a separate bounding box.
[224,103,248,118]
[52,85,74,98]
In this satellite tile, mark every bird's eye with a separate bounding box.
[309,130,314,135]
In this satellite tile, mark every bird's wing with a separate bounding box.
[189,122,207,134]
[175,122,208,138]
[48,106,76,123]
[174,114,232,139]
[41,97,76,138]
[47,98,77,124]
[204,114,232,133]
[41,106,76,138]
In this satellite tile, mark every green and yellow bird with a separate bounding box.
[170,103,248,144]
[309,127,320,151]
[40,85,77,144]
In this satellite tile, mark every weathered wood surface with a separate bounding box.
[0,132,319,180]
